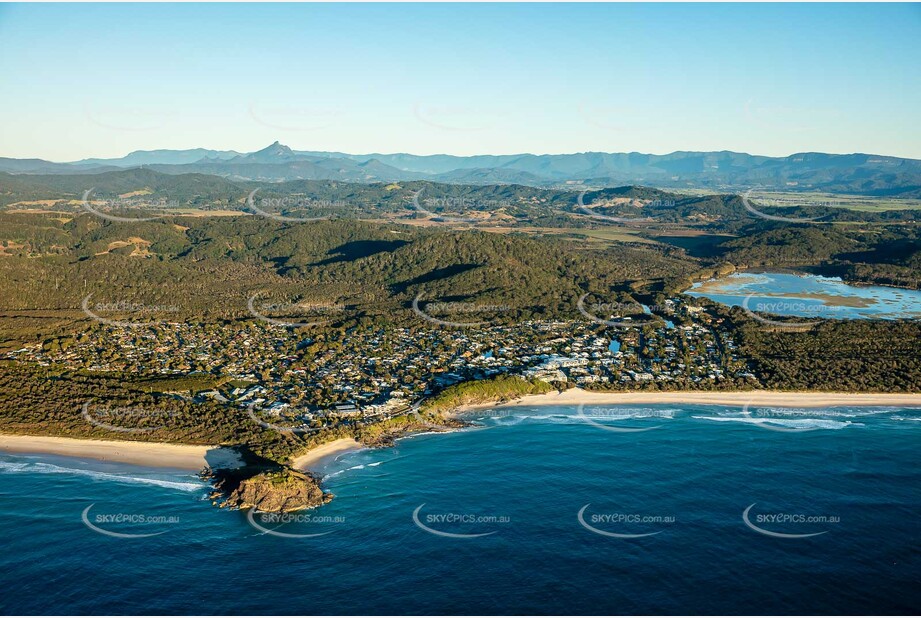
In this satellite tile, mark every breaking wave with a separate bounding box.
[0,458,203,492]
[479,408,681,426]
[692,416,855,430]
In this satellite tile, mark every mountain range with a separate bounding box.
[2,142,920,196]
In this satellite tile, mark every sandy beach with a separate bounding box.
[0,434,244,470]
[291,438,364,472]
[455,388,921,414]
[4,390,918,470]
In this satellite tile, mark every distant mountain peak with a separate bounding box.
[255,141,293,156]
[4,145,919,196]
[236,141,301,164]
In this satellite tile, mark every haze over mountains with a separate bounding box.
[2,142,920,196]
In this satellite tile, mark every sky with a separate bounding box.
[0,3,919,162]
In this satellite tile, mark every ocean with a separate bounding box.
[1,404,919,615]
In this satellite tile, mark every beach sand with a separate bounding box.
[5,390,918,470]
[455,388,921,414]
[291,438,363,472]
[0,434,243,470]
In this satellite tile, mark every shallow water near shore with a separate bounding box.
[1,404,920,614]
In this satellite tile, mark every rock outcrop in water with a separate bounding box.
[205,467,331,512]
[200,414,465,512]
[357,415,467,448]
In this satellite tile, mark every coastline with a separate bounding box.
[452,388,921,414]
[0,434,243,471]
[4,388,920,471]
[291,438,364,472]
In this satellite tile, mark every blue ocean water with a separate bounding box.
[1,405,920,615]
[687,272,921,320]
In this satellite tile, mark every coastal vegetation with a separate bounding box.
[1,177,919,511]
[0,362,294,457]
[734,317,921,392]
[422,376,556,414]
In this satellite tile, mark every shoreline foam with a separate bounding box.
[291,438,364,472]
[5,389,920,471]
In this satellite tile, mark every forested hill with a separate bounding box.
[0,212,696,323]
[1,169,917,230]
[2,167,919,291]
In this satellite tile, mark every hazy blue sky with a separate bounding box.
[1,3,919,161]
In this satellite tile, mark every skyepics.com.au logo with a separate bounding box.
[741,294,844,329]
[248,102,344,132]
[577,103,642,132]
[740,189,836,224]
[412,504,510,539]
[247,293,346,328]
[742,503,838,539]
[81,188,180,223]
[246,188,336,222]
[83,101,177,133]
[247,510,345,539]
[411,187,510,224]
[462,408,519,420]
[82,401,180,434]
[577,295,660,328]
[743,99,840,134]
[576,191,659,224]
[741,402,829,433]
[577,504,675,538]
[412,293,511,328]
[82,294,181,329]
[411,102,509,133]
[576,404,672,433]
[246,403,320,435]
[81,504,180,539]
